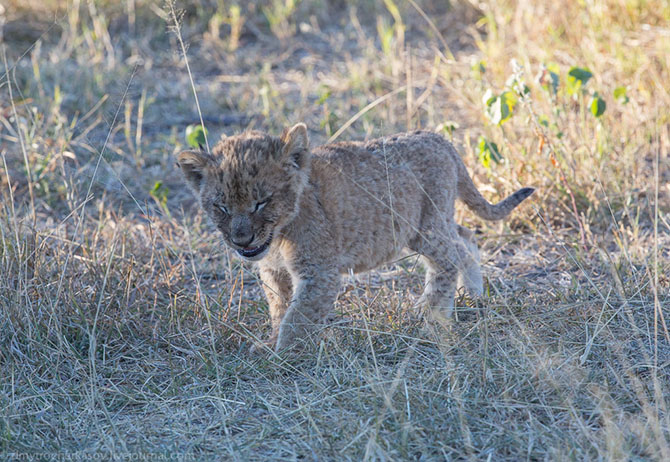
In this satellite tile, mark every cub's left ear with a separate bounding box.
[280,123,310,169]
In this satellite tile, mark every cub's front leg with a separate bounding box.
[275,268,341,351]
[258,266,293,349]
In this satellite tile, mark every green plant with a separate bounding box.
[590,92,606,117]
[482,89,517,126]
[263,0,300,40]
[437,120,459,140]
[317,84,338,137]
[566,66,593,96]
[149,180,170,216]
[476,136,503,169]
[185,124,208,149]
[614,86,629,104]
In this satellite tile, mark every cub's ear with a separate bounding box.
[177,150,213,192]
[280,123,310,170]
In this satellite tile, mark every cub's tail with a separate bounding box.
[457,161,534,221]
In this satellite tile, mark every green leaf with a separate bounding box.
[500,91,517,113]
[377,17,394,56]
[185,124,208,149]
[567,66,593,96]
[484,90,516,125]
[54,85,62,106]
[590,94,606,117]
[482,89,496,107]
[489,98,505,125]
[438,120,460,138]
[443,120,459,133]
[505,75,530,97]
[471,60,486,80]
[538,63,560,95]
[149,181,169,208]
[316,85,331,105]
[568,67,593,86]
[614,86,629,104]
[548,72,559,94]
[477,136,503,169]
[382,0,402,22]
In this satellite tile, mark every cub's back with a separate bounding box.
[309,131,458,207]
[302,131,458,271]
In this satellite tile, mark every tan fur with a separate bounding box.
[178,124,534,351]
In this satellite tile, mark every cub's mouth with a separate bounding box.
[236,233,273,259]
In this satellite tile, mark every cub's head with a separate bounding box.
[177,123,310,261]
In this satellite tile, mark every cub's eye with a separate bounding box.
[254,199,269,213]
[216,204,229,215]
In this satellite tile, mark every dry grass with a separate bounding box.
[1,0,669,459]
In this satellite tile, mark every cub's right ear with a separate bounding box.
[280,123,310,170]
[177,150,212,192]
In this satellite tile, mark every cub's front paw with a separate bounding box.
[274,328,313,354]
[274,331,298,353]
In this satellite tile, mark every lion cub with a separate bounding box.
[178,124,533,351]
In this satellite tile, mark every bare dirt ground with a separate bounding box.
[1,0,669,460]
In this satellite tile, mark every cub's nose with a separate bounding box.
[231,234,255,248]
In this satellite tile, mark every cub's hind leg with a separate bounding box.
[416,254,459,320]
[411,223,480,320]
[456,225,483,297]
